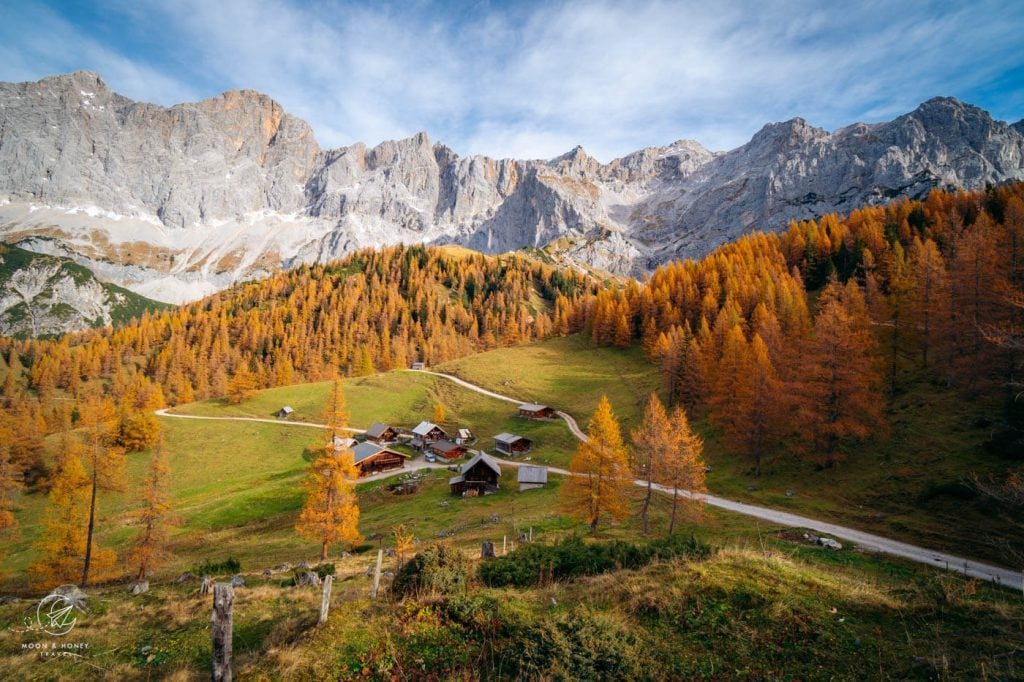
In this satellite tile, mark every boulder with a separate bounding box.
[230,575,245,588]
[293,571,321,587]
[174,571,196,583]
[262,569,273,578]
[129,580,149,595]
[50,584,87,611]
[818,537,843,550]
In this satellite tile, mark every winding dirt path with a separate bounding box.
[156,372,1024,591]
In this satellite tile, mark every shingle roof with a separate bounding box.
[351,442,409,464]
[432,440,464,453]
[494,432,529,444]
[458,428,473,439]
[365,422,391,438]
[517,465,548,484]
[518,403,549,412]
[412,421,440,436]
[463,452,501,476]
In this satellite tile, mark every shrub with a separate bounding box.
[313,563,336,579]
[192,557,241,576]
[479,534,711,587]
[391,544,472,599]
[516,608,647,680]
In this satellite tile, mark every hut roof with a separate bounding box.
[412,421,441,436]
[352,442,409,464]
[517,465,548,484]
[365,422,391,438]
[432,440,463,454]
[494,432,527,444]
[463,452,502,476]
[519,403,549,412]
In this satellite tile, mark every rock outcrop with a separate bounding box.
[1,71,1022,309]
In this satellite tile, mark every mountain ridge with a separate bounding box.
[1,70,1022,309]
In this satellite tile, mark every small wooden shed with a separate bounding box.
[276,406,294,418]
[493,433,533,456]
[518,403,554,419]
[517,465,548,491]
[449,453,502,496]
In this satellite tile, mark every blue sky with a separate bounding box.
[1,0,1023,161]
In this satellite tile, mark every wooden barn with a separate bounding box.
[410,422,447,450]
[276,406,294,418]
[455,428,475,445]
[430,440,467,460]
[449,453,501,495]
[517,465,548,491]
[493,433,533,456]
[518,403,554,419]
[352,442,409,477]
[364,422,398,444]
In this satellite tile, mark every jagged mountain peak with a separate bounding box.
[0,71,1021,317]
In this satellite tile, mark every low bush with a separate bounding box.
[391,544,472,599]
[479,534,712,587]
[191,557,241,576]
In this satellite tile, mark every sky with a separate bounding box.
[1,0,1022,161]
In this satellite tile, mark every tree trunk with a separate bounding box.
[640,475,653,536]
[669,488,679,535]
[81,469,98,587]
[320,540,328,561]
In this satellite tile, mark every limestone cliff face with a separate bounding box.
[1,71,1022,310]
[0,245,163,336]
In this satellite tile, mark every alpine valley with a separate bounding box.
[1,70,1023,325]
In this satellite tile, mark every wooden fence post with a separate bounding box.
[503,535,507,554]
[212,583,234,682]
[370,549,384,599]
[318,575,333,625]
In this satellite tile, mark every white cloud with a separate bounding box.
[1,0,1022,161]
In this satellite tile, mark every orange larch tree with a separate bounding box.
[129,433,175,582]
[78,397,127,587]
[795,291,885,467]
[630,393,673,536]
[562,395,633,532]
[659,406,707,534]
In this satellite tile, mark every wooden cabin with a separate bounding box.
[493,433,533,456]
[364,422,398,444]
[276,406,294,418]
[455,428,475,445]
[518,403,554,419]
[517,465,548,491]
[352,442,410,477]
[412,421,446,444]
[430,440,467,460]
[449,453,501,495]
[411,361,426,370]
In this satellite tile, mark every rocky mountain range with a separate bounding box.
[1,70,1023,313]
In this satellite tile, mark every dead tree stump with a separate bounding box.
[200,575,213,596]
[370,550,384,599]
[481,541,496,559]
[212,583,234,682]
[318,575,333,625]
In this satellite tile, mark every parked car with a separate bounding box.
[425,453,437,463]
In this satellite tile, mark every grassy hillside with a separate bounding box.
[2,358,1022,678]
[442,334,1020,567]
[438,334,663,429]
